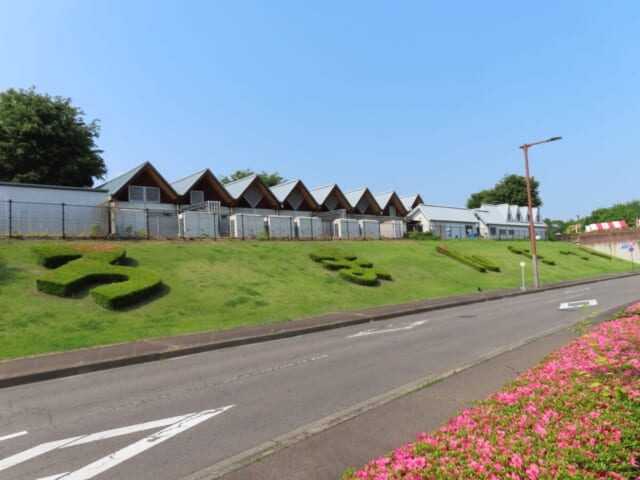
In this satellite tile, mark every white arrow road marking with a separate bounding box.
[0,406,233,479]
[559,299,598,310]
[0,431,27,443]
[347,320,427,338]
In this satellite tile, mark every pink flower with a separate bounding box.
[526,462,540,480]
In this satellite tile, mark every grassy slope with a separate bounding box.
[0,239,633,360]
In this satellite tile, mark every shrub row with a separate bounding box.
[508,245,556,266]
[403,231,441,241]
[470,254,501,272]
[32,243,125,268]
[578,245,612,259]
[560,249,590,261]
[34,244,161,309]
[309,248,392,286]
[436,245,495,273]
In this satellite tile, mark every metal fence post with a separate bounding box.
[146,209,150,239]
[8,199,12,238]
[61,202,66,239]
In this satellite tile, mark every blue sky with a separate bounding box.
[1,1,638,221]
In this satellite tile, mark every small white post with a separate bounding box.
[520,261,526,290]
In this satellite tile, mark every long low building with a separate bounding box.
[0,161,547,240]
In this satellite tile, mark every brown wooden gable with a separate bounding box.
[178,170,233,206]
[110,164,178,203]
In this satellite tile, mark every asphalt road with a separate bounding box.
[0,276,638,480]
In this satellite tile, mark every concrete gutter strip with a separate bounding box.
[1,271,638,389]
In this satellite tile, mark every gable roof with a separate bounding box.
[171,169,233,205]
[374,191,408,217]
[399,193,424,211]
[270,179,320,211]
[224,174,280,209]
[408,204,479,224]
[309,184,352,212]
[475,203,545,227]
[96,162,178,202]
[343,187,382,215]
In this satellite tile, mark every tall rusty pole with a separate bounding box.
[519,136,562,289]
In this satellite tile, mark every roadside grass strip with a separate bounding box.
[34,243,162,309]
[309,248,391,286]
[437,245,499,273]
[343,304,640,479]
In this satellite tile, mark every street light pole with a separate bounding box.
[519,136,561,289]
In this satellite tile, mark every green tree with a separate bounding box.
[0,87,106,187]
[220,169,285,187]
[467,174,541,208]
[582,200,640,227]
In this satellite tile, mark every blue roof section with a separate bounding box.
[223,174,259,199]
[95,162,149,194]
[374,191,393,209]
[343,188,366,208]
[399,194,422,211]
[270,179,299,203]
[309,184,337,204]
[170,169,208,196]
[410,204,479,223]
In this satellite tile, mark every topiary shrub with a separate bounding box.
[309,249,391,286]
[470,254,501,272]
[33,243,162,309]
[437,245,487,273]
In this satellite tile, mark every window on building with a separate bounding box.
[128,185,161,203]
[190,190,204,204]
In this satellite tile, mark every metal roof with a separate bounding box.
[410,204,479,223]
[96,162,149,194]
[475,203,545,227]
[171,169,208,196]
[309,184,337,204]
[223,174,259,199]
[270,179,299,203]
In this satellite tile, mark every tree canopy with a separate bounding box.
[0,87,106,187]
[220,169,285,187]
[581,200,640,227]
[466,174,541,209]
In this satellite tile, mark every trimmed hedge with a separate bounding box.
[437,245,488,273]
[508,245,556,266]
[560,250,589,261]
[470,254,501,272]
[578,245,612,259]
[310,249,392,286]
[34,244,162,309]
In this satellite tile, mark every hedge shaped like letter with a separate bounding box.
[436,245,489,273]
[508,245,556,266]
[309,248,391,286]
[33,244,162,309]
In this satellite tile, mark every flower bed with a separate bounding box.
[343,305,640,479]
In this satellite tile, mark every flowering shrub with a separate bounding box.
[343,304,640,479]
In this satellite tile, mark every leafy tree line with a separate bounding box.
[0,87,106,187]
[466,174,541,209]
[220,169,285,187]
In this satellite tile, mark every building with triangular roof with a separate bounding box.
[309,184,352,213]
[223,174,280,210]
[171,169,233,207]
[343,188,382,216]
[399,193,424,212]
[374,191,408,218]
[270,179,319,212]
[97,162,178,205]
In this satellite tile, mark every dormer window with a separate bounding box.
[190,190,204,204]
[507,212,512,221]
[516,212,521,221]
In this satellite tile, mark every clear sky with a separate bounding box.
[1,0,638,221]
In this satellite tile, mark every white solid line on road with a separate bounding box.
[347,320,427,338]
[0,431,28,442]
[0,406,234,476]
[47,406,234,480]
[558,299,598,310]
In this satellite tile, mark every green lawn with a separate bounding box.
[0,238,633,360]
